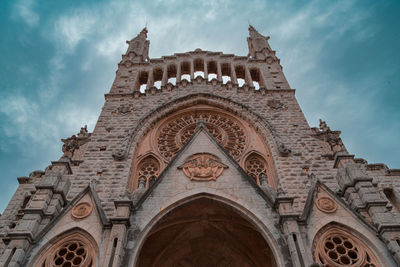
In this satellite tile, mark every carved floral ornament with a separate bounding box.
[314,227,379,267]
[316,196,337,214]
[178,153,228,181]
[156,110,248,161]
[71,202,93,219]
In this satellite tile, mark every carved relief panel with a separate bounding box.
[178,153,228,181]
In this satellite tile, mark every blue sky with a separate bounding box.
[0,0,399,212]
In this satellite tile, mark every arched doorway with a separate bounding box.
[137,198,277,267]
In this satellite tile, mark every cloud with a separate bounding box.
[12,0,40,27]
[0,95,58,161]
[53,10,97,51]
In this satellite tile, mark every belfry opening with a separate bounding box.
[136,198,277,267]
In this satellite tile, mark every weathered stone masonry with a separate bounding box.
[0,26,399,267]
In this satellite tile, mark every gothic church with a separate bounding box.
[1,26,400,267]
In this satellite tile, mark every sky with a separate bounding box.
[0,0,399,212]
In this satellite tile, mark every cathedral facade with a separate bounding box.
[1,26,400,267]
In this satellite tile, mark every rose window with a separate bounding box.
[157,111,247,160]
[315,228,379,267]
[34,233,96,267]
[52,241,90,267]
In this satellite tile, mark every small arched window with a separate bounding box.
[34,231,97,267]
[136,156,160,189]
[245,153,268,186]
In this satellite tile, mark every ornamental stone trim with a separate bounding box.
[71,202,93,219]
[316,196,337,214]
[178,153,228,181]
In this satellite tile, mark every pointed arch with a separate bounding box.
[243,151,277,188]
[312,223,383,267]
[124,94,281,192]
[130,154,161,190]
[114,93,285,162]
[127,192,288,267]
[31,228,98,267]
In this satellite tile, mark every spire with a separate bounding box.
[125,27,150,63]
[247,25,274,60]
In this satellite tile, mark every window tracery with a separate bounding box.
[314,227,380,267]
[34,232,97,267]
[136,156,160,189]
[157,111,247,161]
[245,153,268,185]
[129,105,278,191]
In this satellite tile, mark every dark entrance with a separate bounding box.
[137,198,277,267]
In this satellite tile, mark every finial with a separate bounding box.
[124,27,150,63]
[247,24,272,60]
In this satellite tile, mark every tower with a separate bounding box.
[1,26,400,266]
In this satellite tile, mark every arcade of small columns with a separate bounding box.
[135,57,266,91]
[118,51,287,93]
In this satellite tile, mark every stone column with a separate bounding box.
[217,62,222,82]
[245,66,253,86]
[146,70,154,90]
[190,60,195,80]
[230,63,238,84]
[176,62,181,83]
[204,60,208,81]
[101,200,132,267]
[161,65,168,87]
[276,196,311,267]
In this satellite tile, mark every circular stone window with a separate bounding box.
[34,233,96,267]
[314,227,379,267]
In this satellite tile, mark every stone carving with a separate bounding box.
[267,99,286,110]
[116,104,134,115]
[125,27,150,63]
[113,149,126,161]
[77,125,90,138]
[71,202,93,219]
[315,227,379,266]
[61,125,91,159]
[247,25,274,60]
[157,110,247,161]
[277,141,291,157]
[245,153,268,185]
[178,153,228,181]
[316,196,337,213]
[312,119,346,153]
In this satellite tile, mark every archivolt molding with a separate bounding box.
[112,93,290,162]
[128,103,278,190]
[128,192,288,267]
[32,229,98,267]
